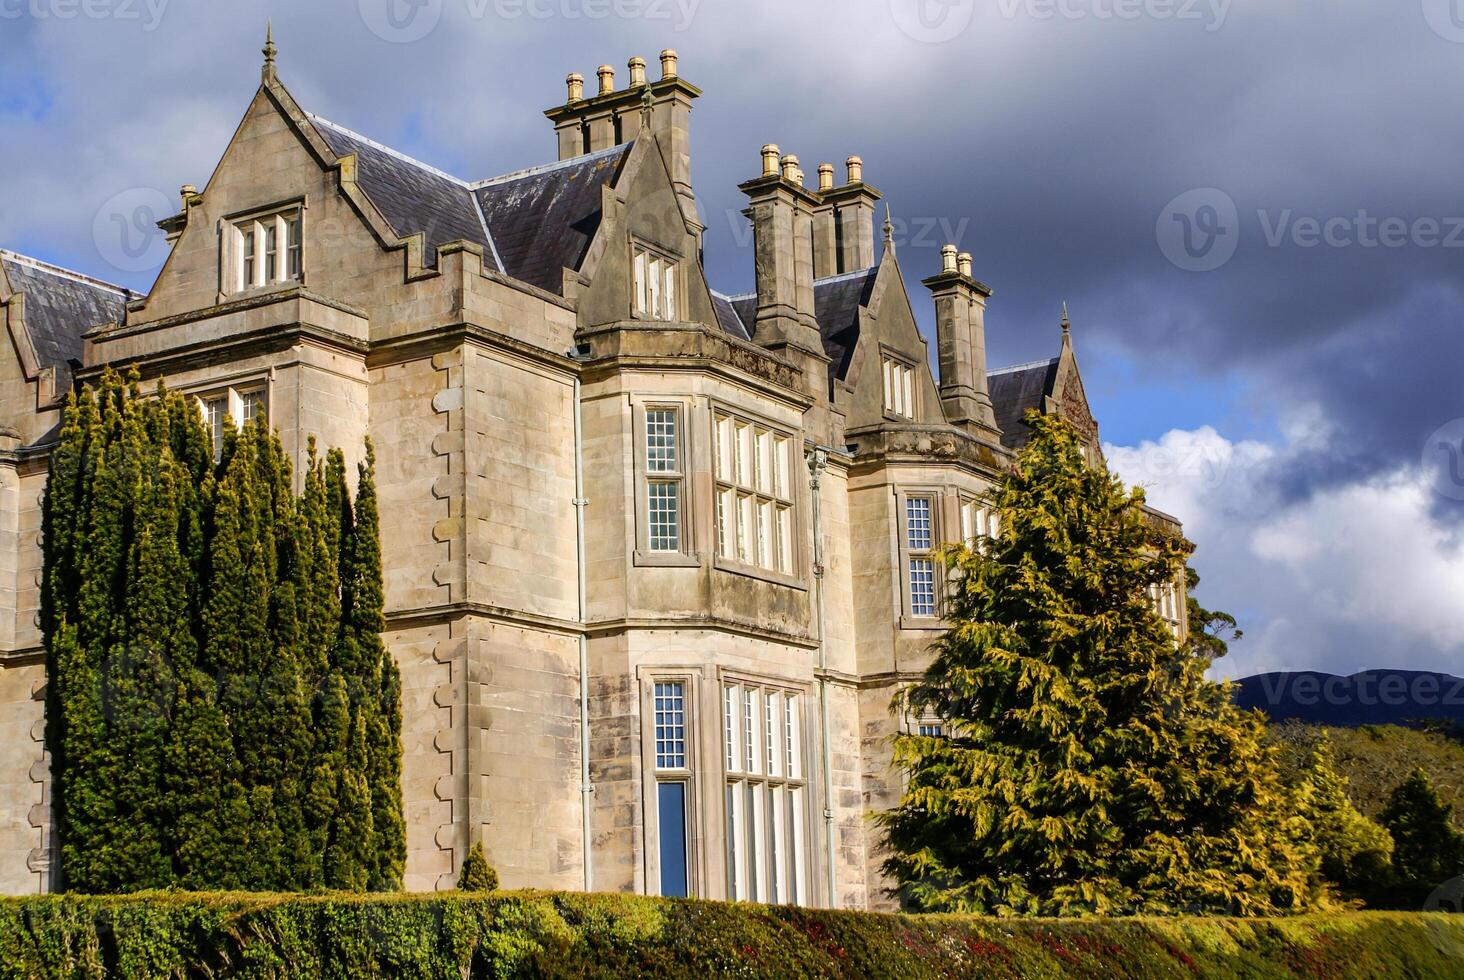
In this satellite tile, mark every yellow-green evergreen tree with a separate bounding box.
[879,412,1324,916]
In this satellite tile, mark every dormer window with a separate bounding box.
[230,208,301,293]
[632,243,678,320]
[882,355,916,419]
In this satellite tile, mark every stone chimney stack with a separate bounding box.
[739,144,821,355]
[810,154,883,279]
[544,51,703,235]
[923,243,998,436]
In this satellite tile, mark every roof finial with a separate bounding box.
[1060,301,1071,341]
[262,21,277,82]
[883,203,895,255]
[640,84,654,126]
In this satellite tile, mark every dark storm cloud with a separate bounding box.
[1,0,1457,539]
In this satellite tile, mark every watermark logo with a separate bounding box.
[1423,418,1464,501]
[889,0,976,43]
[361,0,699,43]
[359,0,443,43]
[1157,193,1464,272]
[0,0,170,31]
[1422,0,1464,43]
[1423,876,1464,959]
[1156,187,1239,272]
[92,187,172,274]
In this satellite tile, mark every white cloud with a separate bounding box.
[1106,421,1464,680]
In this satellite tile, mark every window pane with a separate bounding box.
[657,782,689,898]
[663,260,676,319]
[265,223,278,282]
[239,389,266,425]
[204,396,227,463]
[735,423,751,486]
[648,481,680,552]
[906,497,932,551]
[910,558,936,616]
[715,414,732,481]
[633,249,646,313]
[776,505,792,574]
[765,692,778,777]
[901,366,913,419]
[743,687,757,775]
[716,488,733,559]
[737,493,754,564]
[784,695,798,779]
[725,783,738,900]
[882,358,893,410]
[772,435,789,498]
[647,256,661,316]
[767,783,781,902]
[918,724,944,737]
[287,216,302,279]
[755,429,771,493]
[654,682,685,769]
[755,500,772,568]
[646,409,677,472]
[724,684,737,771]
[241,227,255,290]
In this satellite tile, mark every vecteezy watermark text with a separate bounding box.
[0,0,168,30]
[888,0,1229,43]
[1157,188,1464,272]
[359,0,699,44]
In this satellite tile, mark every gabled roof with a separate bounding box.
[474,144,630,295]
[987,356,1060,450]
[306,111,629,294]
[1,250,132,378]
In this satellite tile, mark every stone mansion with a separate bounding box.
[0,41,1186,907]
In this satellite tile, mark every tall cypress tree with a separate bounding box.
[879,412,1322,916]
[354,441,405,889]
[43,372,402,893]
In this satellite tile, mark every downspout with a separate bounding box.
[573,370,593,892]
[807,448,836,907]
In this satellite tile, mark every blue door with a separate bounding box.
[658,781,689,897]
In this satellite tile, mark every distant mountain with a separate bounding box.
[1232,670,1464,728]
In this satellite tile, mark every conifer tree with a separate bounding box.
[457,842,498,891]
[879,412,1322,916]
[353,441,406,890]
[42,371,402,893]
[1382,768,1464,904]
[1292,737,1393,903]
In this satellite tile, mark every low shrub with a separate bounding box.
[0,891,1460,978]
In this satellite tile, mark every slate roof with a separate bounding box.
[987,357,1059,450]
[814,268,878,380]
[1,250,131,377]
[474,145,630,295]
[709,291,750,340]
[306,113,630,293]
[721,267,879,378]
[308,114,496,268]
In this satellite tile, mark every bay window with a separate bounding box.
[713,411,795,576]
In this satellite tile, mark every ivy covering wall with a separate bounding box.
[40,369,403,893]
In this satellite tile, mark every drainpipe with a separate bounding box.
[807,447,836,908]
[572,369,593,892]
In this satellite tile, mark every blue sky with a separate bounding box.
[1,0,1461,680]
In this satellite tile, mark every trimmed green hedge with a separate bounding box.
[0,890,1460,978]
